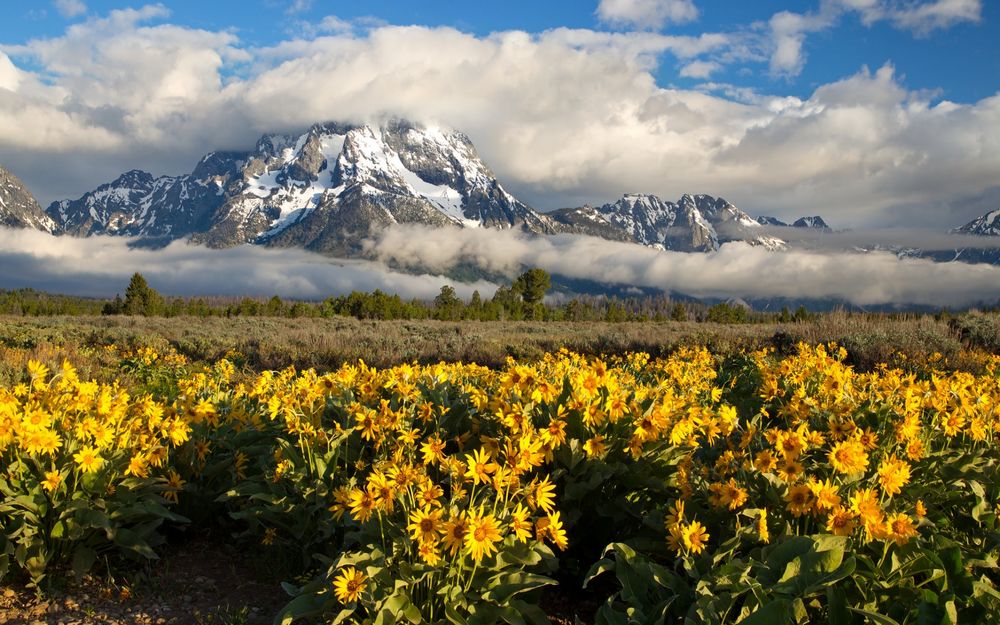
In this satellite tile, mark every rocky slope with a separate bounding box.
[0,165,57,232]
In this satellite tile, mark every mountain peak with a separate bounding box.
[793,216,830,229]
[954,209,1000,236]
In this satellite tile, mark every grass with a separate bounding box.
[1,311,998,385]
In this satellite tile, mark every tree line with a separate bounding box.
[0,271,844,324]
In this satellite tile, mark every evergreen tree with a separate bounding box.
[513,268,551,306]
[122,273,163,316]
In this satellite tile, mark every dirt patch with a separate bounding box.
[0,538,289,625]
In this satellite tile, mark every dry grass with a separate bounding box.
[1,311,997,385]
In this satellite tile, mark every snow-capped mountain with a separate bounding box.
[756,215,831,229]
[549,193,782,252]
[47,120,552,255]
[48,166,230,241]
[0,165,57,232]
[954,209,1000,236]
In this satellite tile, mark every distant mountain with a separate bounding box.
[0,165,57,232]
[954,209,1000,236]
[549,193,785,252]
[756,215,831,229]
[792,216,830,230]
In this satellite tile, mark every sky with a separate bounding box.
[0,0,997,230]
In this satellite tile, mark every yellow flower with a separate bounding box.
[510,504,533,543]
[406,507,443,546]
[886,513,918,545]
[915,499,927,517]
[418,541,442,566]
[42,470,63,493]
[828,439,869,475]
[785,483,814,517]
[757,509,769,544]
[529,475,557,513]
[464,448,499,485]
[536,511,568,550]
[420,435,446,466]
[164,470,185,504]
[465,508,503,563]
[825,506,858,536]
[442,513,469,555]
[348,488,377,523]
[807,478,841,511]
[332,567,367,604]
[583,435,607,458]
[73,446,104,474]
[681,521,709,554]
[877,455,911,497]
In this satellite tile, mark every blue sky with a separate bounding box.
[5,0,997,102]
[0,0,997,229]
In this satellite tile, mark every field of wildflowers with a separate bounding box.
[3,342,1000,624]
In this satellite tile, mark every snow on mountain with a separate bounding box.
[0,165,57,232]
[549,193,776,252]
[954,209,1000,236]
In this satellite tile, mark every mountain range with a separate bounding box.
[1,119,998,265]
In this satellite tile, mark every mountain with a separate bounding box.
[954,209,1000,236]
[47,120,553,255]
[0,165,57,232]
[756,215,830,229]
[549,193,783,252]
[792,216,830,230]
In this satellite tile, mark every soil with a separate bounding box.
[0,537,288,625]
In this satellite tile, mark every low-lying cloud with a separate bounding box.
[2,225,1000,309]
[0,228,497,301]
[368,225,1000,308]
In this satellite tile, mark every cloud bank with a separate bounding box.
[0,228,497,301]
[0,5,995,231]
[2,225,998,307]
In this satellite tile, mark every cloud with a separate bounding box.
[596,0,699,30]
[364,225,1000,307]
[0,228,496,300]
[679,59,720,78]
[3,225,997,307]
[285,0,313,16]
[53,0,87,19]
[0,8,996,231]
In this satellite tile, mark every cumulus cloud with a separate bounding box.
[0,7,996,230]
[366,225,1000,307]
[54,0,87,19]
[0,228,496,300]
[596,0,699,30]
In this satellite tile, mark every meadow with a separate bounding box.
[2,313,1000,624]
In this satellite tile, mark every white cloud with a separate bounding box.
[596,0,699,30]
[368,225,1000,307]
[285,0,313,16]
[679,59,721,78]
[0,228,496,300]
[2,225,998,307]
[53,0,87,19]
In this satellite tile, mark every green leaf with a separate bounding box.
[849,607,902,625]
[738,598,793,625]
[483,572,556,603]
[275,592,330,625]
